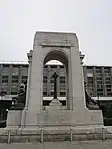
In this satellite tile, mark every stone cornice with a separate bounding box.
[39,41,74,48]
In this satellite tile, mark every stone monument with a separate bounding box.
[5,32,105,142]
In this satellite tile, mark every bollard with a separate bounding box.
[70,128,73,142]
[7,130,11,144]
[40,129,44,143]
[102,127,106,141]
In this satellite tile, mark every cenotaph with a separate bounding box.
[5,32,105,142]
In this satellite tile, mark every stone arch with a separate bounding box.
[43,49,70,109]
[43,49,68,66]
[44,48,68,62]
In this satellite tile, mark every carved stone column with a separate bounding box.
[21,50,32,127]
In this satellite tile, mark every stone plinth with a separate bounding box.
[46,98,62,110]
[23,107,103,128]
[6,110,22,129]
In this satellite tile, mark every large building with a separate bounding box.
[0,62,112,98]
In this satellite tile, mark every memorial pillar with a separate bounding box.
[70,48,86,110]
[21,50,33,127]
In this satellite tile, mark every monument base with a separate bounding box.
[2,109,109,143]
[23,107,103,128]
[6,106,103,127]
[5,107,105,142]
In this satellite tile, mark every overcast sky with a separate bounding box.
[0,0,112,65]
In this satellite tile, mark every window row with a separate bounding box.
[1,76,28,83]
[0,64,28,68]
[44,65,64,68]
[43,92,66,96]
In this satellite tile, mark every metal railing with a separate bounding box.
[4,127,107,144]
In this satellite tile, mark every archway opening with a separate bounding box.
[43,50,69,109]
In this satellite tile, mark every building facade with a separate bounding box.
[0,62,112,97]
[83,65,112,97]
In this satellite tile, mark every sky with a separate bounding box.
[0,0,112,66]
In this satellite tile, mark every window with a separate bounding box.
[107,92,112,96]
[96,68,102,73]
[96,73,102,77]
[43,85,47,92]
[3,64,10,68]
[11,87,18,95]
[105,81,111,84]
[2,76,8,83]
[97,77,102,81]
[50,84,54,89]
[60,92,66,96]
[107,88,111,92]
[87,77,93,84]
[21,76,28,83]
[43,92,47,96]
[50,78,54,83]
[43,70,48,76]
[60,65,64,68]
[88,85,94,89]
[60,76,65,83]
[97,88,103,92]
[60,84,66,90]
[22,76,28,80]
[12,75,19,83]
[43,76,47,83]
[87,66,93,70]
[97,86,103,96]
[97,85,103,88]
[11,91,17,95]
[51,65,57,68]
[22,65,28,68]
[12,64,20,68]
[51,92,54,96]
[106,85,111,88]
[97,81,102,84]
[104,68,110,73]
[44,65,48,68]
[105,77,110,81]
[87,73,93,77]
[98,92,103,96]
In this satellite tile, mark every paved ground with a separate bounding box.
[0,140,112,149]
